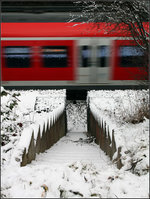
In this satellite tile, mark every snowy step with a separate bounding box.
[31,132,102,166]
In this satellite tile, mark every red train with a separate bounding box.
[1,20,149,88]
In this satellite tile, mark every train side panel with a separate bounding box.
[1,40,76,81]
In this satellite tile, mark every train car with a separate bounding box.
[1,1,149,89]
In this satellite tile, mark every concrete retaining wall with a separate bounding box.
[87,107,123,169]
[20,111,66,167]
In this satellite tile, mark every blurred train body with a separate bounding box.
[1,1,149,89]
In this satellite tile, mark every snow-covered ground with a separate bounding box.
[2,132,149,198]
[1,88,149,198]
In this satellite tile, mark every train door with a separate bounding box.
[77,38,111,84]
[89,38,97,83]
[78,38,101,83]
[92,38,111,83]
[77,38,91,84]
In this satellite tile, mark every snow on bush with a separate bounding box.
[1,88,24,146]
[88,89,149,176]
[88,89,149,124]
[66,100,87,132]
[1,87,66,166]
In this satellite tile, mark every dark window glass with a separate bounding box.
[119,46,145,67]
[4,46,31,68]
[81,46,91,67]
[41,46,68,68]
[97,46,109,67]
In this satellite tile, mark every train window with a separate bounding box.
[119,46,145,67]
[97,46,109,67]
[4,46,31,68]
[81,46,91,67]
[41,46,68,68]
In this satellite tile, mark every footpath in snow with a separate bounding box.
[34,131,102,165]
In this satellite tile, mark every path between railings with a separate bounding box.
[33,131,103,166]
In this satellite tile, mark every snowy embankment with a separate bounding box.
[88,90,149,176]
[1,88,66,166]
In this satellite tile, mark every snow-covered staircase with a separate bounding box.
[32,131,103,165]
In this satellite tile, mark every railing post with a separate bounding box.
[107,128,112,159]
[27,132,36,164]
[87,101,90,135]
[45,121,50,150]
[41,123,46,153]
[36,129,41,154]
[95,120,100,145]
[117,147,123,169]
[103,121,107,154]
[21,148,27,167]
[111,130,117,160]
[100,120,103,150]
[64,106,67,135]
[93,115,96,138]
